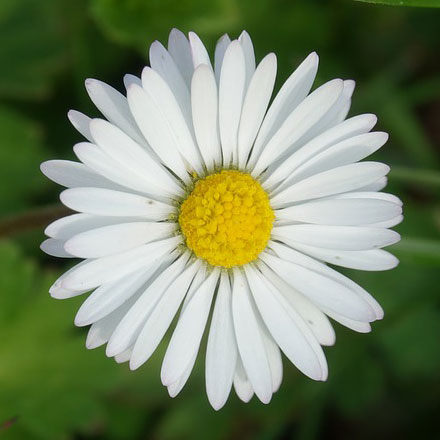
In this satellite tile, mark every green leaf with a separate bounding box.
[390,167,440,188]
[355,0,440,7]
[392,237,440,265]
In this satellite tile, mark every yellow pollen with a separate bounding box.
[179,170,274,268]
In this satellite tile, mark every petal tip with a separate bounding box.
[129,359,141,371]
[169,27,182,36]
[259,392,272,405]
[105,342,119,358]
[73,314,88,328]
[84,78,98,91]
[307,51,319,65]
[167,386,179,398]
[85,339,100,350]
[208,397,226,411]
[67,109,77,120]
[40,160,53,177]
[217,33,230,44]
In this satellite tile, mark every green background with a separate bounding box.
[0,0,439,438]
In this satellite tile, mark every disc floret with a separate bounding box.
[179,170,274,267]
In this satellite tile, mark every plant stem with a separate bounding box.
[0,205,72,238]
[390,167,440,188]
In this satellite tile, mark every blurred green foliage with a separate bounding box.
[355,0,440,7]
[0,0,67,99]
[0,107,47,215]
[0,0,439,439]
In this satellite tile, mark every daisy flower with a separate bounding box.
[41,29,403,410]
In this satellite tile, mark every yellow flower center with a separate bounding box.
[179,170,274,268]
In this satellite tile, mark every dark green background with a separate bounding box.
[0,0,439,439]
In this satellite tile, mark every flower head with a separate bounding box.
[41,29,402,410]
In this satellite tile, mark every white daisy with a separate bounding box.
[41,29,403,410]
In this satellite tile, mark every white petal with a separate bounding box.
[273,224,401,251]
[166,272,211,397]
[327,193,403,226]
[188,31,211,68]
[335,100,351,125]
[61,236,180,291]
[258,264,335,346]
[168,28,194,86]
[231,268,272,404]
[276,197,402,225]
[126,83,190,183]
[67,110,93,141]
[249,52,319,168]
[191,64,222,169]
[233,356,254,402]
[263,113,378,190]
[358,176,388,192]
[105,252,188,357]
[65,221,175,258]
[218,40,246,165]
[40,238,73,258]
[161,268,220,385]
[280,132,389,188]
[85,292,142,349]
[179,265,208,311]
[343,79,356,98]
[114,348,133,364]
[86,315,121,350]
[259,322,283,392]
[60,187,172,219]
[41,160,117,189]
[312,79,356,134]
[238,53,277,169]
[89,118,182,197]
[149,40,193,131]
[167,353,197,398]
[49,260,90,299]
[75,262,160,326]
[50,286,83,300]
[289,244,399,271]
[252,79,344,177]
[324,310,372,333]
[123,74,141,89]
[45,213,142,240]
[206,272,237,410]
[333,79,356,123]
[130,260,201,370]
[269,241,384,320]
[370,215,404,229]
[246,265,327,381]
[84,79,145,146]
[238,30,256,89]
[271,162,390,207]
[332,191,402,205]
[141,67,203,175]
[214,34,231,84]
[73,142,172,197]
[260,251,375,322]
